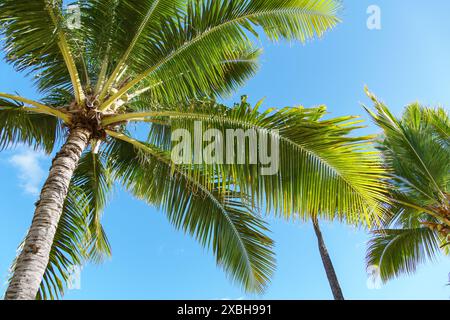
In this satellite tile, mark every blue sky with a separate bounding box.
[1,0,449,300]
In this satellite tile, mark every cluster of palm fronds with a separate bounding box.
[364,89,450,282]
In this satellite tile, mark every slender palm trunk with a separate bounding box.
[5,126,91,300]
[312,217,345,300]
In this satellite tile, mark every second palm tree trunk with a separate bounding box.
[312,217,345,300]
[5,126,91,300]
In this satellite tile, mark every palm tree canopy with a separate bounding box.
[1,0,388,299]
[364,89,450,282]
[0,0,342,106]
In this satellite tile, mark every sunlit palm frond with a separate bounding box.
[99,0,342,110]
[126,42,262,107]
[104,97,389,226]
[105,134,275,293]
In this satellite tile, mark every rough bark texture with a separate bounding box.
[5,127,91,300]
[312,218,345,300]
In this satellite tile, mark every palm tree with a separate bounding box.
[0,0,389,300]
[364,89,450,282]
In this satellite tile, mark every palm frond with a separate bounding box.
[364,89,449,204]
[71,150,113,262]
[78,0,120,93]
[45,0,86,103]
[367,227,443,282]
[0,92,71,122]
[124,42,262,107]
[99,0,341,110]
[0,0,85,99]
[104,97,389,226]
[105,133,275,293]
[0,98,61,153]
[423,107,450,146]
[95,0,185,99]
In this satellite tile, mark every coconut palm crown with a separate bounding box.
[0,0,388,300]
[365,89,450,282]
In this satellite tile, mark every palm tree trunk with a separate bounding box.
[312,217,345,300]
[5,126,91,300]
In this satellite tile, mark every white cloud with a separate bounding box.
[9,150,46,196]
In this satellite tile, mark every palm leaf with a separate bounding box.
[367,227,442,282]
[95,0,185,99]
[364,89,448,204]
[104,97,389,225]
[105,133,275,293]
[0,98,60,153]
[71,150,113,262]
[124,42,262,107]
[0,0,85,100]
[99,0,341,110]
